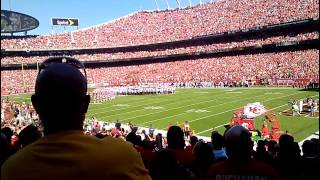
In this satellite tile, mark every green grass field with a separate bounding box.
[5,88,319,142]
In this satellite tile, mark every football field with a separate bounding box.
[6,88,319,142]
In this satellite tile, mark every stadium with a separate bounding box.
[1,0,319,179]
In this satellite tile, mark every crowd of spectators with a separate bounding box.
[1,0,318,50]
[1,50,318,94]
[1,100,319,179]
[1,69,36,95]
[86,50,318,86]
[0,100,40,149]
[1,31,318,65]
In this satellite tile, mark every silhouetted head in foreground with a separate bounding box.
[1,127,13,143]
[149,149,178,180]
[167,125,185,149]
[302,139,318,157]
[211,130,225,150]
[31,58,90,135]
[190,136,199,146]
[18,125,41,147]
[193,141,215,167]
[224,125,252,161]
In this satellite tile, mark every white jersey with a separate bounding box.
[299,100,303,112]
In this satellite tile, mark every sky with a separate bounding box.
[1,0,212,35]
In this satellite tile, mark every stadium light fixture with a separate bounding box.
[176,0,181,9]
[154,0,160,11]
[165,0,170,9]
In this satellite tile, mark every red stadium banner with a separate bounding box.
[295,78,311,85]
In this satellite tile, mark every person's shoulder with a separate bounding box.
[99,137,151,179]
[246,159,279,175]
[207,160,230,171]
[1,142,37,177]
[102,135,131,146]
[206,160,280,180]
[206,160,231,179]
[248,159,274,169]
[208,159,276,171]
[100,136,137,154]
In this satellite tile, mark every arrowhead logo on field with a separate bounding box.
[244,102,267,118]
[249,107,259,114]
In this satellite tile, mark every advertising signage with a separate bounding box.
[1,10,39,33]
[52,18,79,26]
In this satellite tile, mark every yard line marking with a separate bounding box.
[88,93,196,115]
[88,97,151,113]
[101,93,245,120]
[89,88,209,109]
[90,96,146,107]
[116,92,256,122]
[137,92,270,126]
[89,90,202,112]
[87,90,226,116]
[151,90,296,128]
[137,89,295,126]
[265,92,283,95]
[92,87,267,116]
[195,104,289,135]
[188,91,303,124]
[97,92,248,120]
[90,88,272,116]
[88,96,160,112]
[195,94,318,135]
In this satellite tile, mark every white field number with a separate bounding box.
[113,104,130,107]
[144,106,164,110]
[186,109,210,113]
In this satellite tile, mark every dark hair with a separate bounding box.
[1,127,13,142]
[155,133,163,151]
[190,136,199,146]
[95,133,105,139]
[193,141,215,166]
[192,142,215,180]
[167,126,185,149]
[224,126,252,160]
[302,140,317,156]
[142,139,154,150]
[211,131,224,150]
[18,125,41,147]
[149,149,178,180]
[279,134,294,152]
[267,140,277,153]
